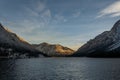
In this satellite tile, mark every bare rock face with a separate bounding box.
[0,23,44,58]
[74,20,120,57]
[33,42,75,57]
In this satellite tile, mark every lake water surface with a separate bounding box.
[0,58,120,80]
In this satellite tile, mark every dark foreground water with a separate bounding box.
[0,58,120,80]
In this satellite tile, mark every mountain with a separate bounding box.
[33,42,75,57]
[0,23,44,58]
[74,20,120,57]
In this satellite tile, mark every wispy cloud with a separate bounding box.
[3,0,54,43]
[41,9,51,24]
[24,0,47,17]
[35,1,46,12]
[97,1,120,18]
[21,0,52,32]
[24,0,51,17]
[72,11,81,18]
[24,7,40,17]
[53,14,67,23]
[5,1,69,45]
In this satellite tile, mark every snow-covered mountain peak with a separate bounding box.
[110,20,120,41]
[74,19,120,57]
[111,20,120,33]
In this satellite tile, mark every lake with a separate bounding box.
[0,58,120,80]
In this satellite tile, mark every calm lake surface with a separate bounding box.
[0,58,120,80]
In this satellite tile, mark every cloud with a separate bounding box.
[4,1,53,42]
[24,7,40,17]
[24,0,48,17]
[41,9,51,18]
[22,0,52,31]
[2,0,66,45]
[35,1,46,12]
[53,14,67,23]
[41,9,51,24]
[72,11,81,18]
[97,1,120,18]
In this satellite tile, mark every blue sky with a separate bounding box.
[0,0,120,50]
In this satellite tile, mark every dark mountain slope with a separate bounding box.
[0,23,44,58]
[74,20,120,57]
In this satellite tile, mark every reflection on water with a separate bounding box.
[0,58,120,80]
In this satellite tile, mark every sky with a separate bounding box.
[0,0,120,50]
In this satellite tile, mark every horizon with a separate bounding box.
[0,0,120,50]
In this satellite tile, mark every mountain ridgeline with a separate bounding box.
[33,42,75,57]
[74,20,120,57]
[1,19,120,58]
[0,23,44,58]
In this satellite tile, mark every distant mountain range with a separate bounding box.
[33,42,74,57]
[0,23,74,58]
[74,20,120,57]
[1,19,120,58]
[0,23,44,58]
